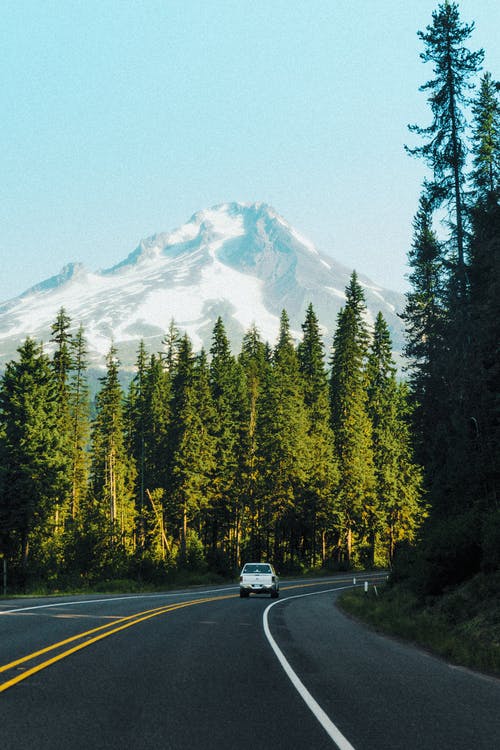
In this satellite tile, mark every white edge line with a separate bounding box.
[263,585,357,750]
[1,574,382,615]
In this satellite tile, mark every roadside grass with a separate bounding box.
[338,572,500,676]
[0,563,368,599]
[0,571,232,599]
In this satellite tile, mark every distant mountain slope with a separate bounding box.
[0,202,404,366]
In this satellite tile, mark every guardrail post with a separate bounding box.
[364,581,368,594]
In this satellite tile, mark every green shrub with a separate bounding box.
[339,573,500,676]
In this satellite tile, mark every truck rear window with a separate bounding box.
[243,564,271,574]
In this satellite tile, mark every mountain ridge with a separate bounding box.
[0,202,405,367]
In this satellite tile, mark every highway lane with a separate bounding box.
[1,574,499,749]
[0,578,349,750]
[267,586,500,749]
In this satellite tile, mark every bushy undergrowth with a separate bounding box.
[338,572,500,676]
[2,570,231,598]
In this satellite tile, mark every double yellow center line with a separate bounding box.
[0,593,232,693]
[0,576,382,694]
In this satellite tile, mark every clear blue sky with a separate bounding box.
[1,0,499,302]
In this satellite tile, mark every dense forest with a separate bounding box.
[0,276,424,589]
[395,1,499,595]
[0,1,498,597]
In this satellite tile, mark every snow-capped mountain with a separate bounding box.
[0,202,404,367]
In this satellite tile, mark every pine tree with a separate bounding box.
[0,339,65,580]
[208,317,243,566]
[144,354,171,487]
[470,72,500,202]
[468,170,500,530]
[191,349,217,561]
[298,303,338,565]
[126,342,150,546]
[166,335,216,562]
[404,25,487,524]
[49,308,74,531]
[298,304,327,409]
[90,345,135,547]
[68,325,90,522]
[399,4,496,592]
[367,313,424,563]
[51,308,73,395]
[161,319,181,373]
[465,70,500,538]
[256,310,310,567]
[238,325,269,561]
[329,273,376,564]
[406,0,483,297]
[401,194,455,506]
[125,347,171,560]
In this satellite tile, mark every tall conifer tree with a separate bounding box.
[257,311,310,565]
[91,345,135,545]
[400,3,496,592]
[238,325,269,560]
[470,72,500,202]
[68,325,90,522]
[401,193,452,497]
[167,335,216,560]
[0,339,65,577]
[208,318,240,560]
[406,0,483,297]
[298,303,338,565]
[367,313,424,563]
[50,308,74,531]
[329,273,376,563]
[126,342,149,546]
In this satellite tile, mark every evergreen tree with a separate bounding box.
[90,345,135,545]
[468,73,500,505]
[125,347,172,560]
[256,310,310,567]
[402,196,445,417]
[367,313,424,563]
[208,317,243,565]
[238,325,269,561]
[68,325,90,521]
[399,4,498,593]
[162,319,181,373]
[466,71,500,527]
[468,184,500,535]
[143,353,172,557]
[298,303,328,410]
[51,308,73,394]
[0,339,65,579]
[406,0,483,297]
[298,303,338,565]
[329,273,376,564]
[49,308,74,531]
[126,342,150,545]
[470,72,500,202]
[167,335,216,561]
[145,354,172,486]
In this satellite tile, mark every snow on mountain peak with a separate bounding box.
[0,203,405,367]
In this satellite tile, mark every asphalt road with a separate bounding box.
[1,574,499,749]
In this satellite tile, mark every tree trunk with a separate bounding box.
[346,526,352,563]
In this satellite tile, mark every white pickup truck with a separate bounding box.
[239,562,279,598]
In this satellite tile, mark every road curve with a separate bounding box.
[1,575,499,749]
[264,584,500,749]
